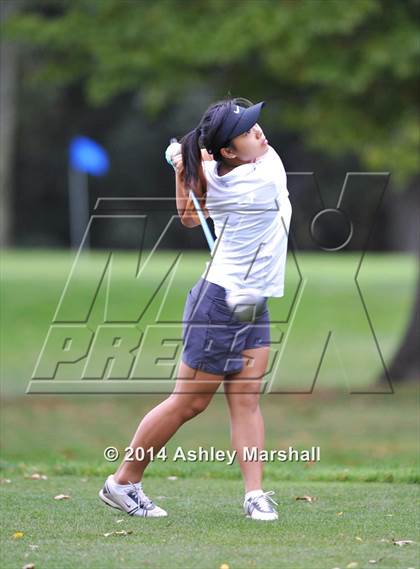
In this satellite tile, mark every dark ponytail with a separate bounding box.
[180,127,202,190]
[179,96,254,190]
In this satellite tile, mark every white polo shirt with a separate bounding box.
[201,145,292,297]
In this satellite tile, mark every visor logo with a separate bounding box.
[233,105,240,114]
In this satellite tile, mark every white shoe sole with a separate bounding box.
[99,487,168,517]
[99,488,124,511]
[245,513,278,521]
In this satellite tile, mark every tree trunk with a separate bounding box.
[377,174,420,385]
[378,271,419,384]
[0,1,20,248]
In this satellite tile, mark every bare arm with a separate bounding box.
[201,148,213,161]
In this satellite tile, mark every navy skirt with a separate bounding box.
[181,277,270,375]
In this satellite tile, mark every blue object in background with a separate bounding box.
[68,136,109,249]
[69,136,109,176]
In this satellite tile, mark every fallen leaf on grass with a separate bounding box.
[337,511,344,516]
[167,476,178,481]
[392,539,415,546]
[295,495,316,502]
[28,545,39,550]
[25,473,48,480]
[12,531,24,539]
[355,536,363,542]
[0,478,11,484]
[23,564,35,569]
[346,563,358,569]
[53,494,71,500]
[368,560,384,565]
[103,530,133,537]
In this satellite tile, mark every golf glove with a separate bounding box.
[165,141,182,170]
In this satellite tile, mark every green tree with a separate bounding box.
[6,0,419,181]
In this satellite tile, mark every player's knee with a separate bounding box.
[190,396,212,419]
[172,395,211,421]
[229,393,260,413]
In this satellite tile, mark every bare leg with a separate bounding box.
[114,361,225,484]
[223,346,270,492]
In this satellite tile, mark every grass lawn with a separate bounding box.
[1,250,419,568]
[1,385,419,568]
[1,250,418,394]
[1,478,419,569]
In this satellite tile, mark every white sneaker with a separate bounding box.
[243,490,279,521]
[99,475,168,517]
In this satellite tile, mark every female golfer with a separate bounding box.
[99,97,292,521]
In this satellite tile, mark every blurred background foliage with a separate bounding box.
[5,0,419,178]
[1,0,418,248]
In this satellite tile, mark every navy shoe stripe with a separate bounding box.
[128,506,140,516]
